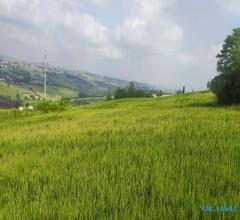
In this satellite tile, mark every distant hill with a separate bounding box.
[0,55,156,100]
[0,54,21,63]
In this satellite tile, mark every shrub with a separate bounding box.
[36,98,68,113]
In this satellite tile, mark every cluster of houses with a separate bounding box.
[0,60,39,111]
[0,60,28,69]
[0,60,8,68]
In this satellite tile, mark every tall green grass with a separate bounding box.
[0,92,240,219]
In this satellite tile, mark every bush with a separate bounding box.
[36,98,68,113]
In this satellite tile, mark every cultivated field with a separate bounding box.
[0,92,240,219]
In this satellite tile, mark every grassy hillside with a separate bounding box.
[1,92,239,219]
[0,81,78,100]
[0,81,31,100]
[0,62,155,98]
[33,86,78,99]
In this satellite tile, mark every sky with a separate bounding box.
[0,0,239,90]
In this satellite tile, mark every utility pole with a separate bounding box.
[44,55,47,98]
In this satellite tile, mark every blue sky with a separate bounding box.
[0,0,239,90]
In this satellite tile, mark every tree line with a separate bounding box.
[114,82,152,99]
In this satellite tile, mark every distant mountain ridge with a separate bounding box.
[0,54,23,63]
[0,54,156,99]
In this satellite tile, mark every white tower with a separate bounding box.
[44,55,47,97]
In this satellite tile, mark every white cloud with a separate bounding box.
[0,0,183,60]
[115,17,147,46]
[98,45,122,58]
[59,0,184,60]
[0,0,16,10]
[63,13,122,58]
[162,24,184,49]
[131,0,175,19]
[177,45,221,65]
[115,0,184,53]
[0,0,121,58]
[219,0,240,14]
[87,0,112,7]
[4,0,226,90]
[64,13,109,45]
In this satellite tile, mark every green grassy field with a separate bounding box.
[0,92,240,219]
[0,81,79,101]
[0,81,32,100]
[33,86,79,100]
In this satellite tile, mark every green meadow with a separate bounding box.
[0,81,79,101]
[1,92,240,219]
[0,82,31,100]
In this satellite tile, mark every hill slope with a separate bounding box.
[0,59,155,99]
[1,92,240,219]
[0,81,32,100]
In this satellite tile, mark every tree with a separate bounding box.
[106,90,112,101]
[182,86,185,94]
[114,82,151,99]
[176,89,182,94]
[207,81,211,89]
[128,82,136,97]
[156,90,163,96]
[115,88,127,99]
[16,93,20,101]
[209,28,240,104]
